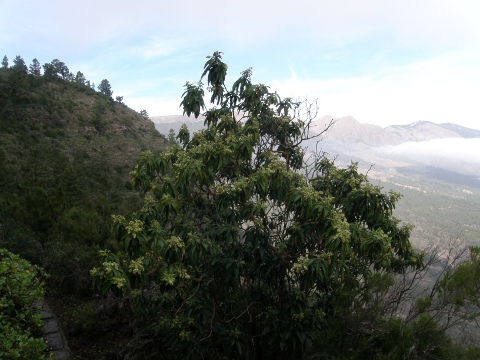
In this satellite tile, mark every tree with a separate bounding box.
[56,60,70,79]
[6,55,28,101]
[74,71,86,85]
[98,79,113,99]
[439,247,480,322]
[139,109,149,119]
[168,128,177,144]
[92,52,422,359]
[115,95,123,103]
[308,240,477,359]
[29,58,41,76]
[401,243,480,346]
[42,62,54,78]
[1,55,8,68]
[12,55,27,74]
[43,58,68,79]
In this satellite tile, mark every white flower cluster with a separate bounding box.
[332,212,351,243]
[111,276,127,289]
[90,260,128,290]
[126,220,144,239]
[102,261,120,275]
[128,257,145,275]
[292,312,305,321]
[111,214,125,225]
[292,256,309,276]
[297,185,321,203]
[177,268,190,280]
[166,236,185,251]
[141,196,156,214]
[161,271,176,286]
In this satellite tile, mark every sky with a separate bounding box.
[2,0,480,129]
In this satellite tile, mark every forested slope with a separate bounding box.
[0,57,167,295]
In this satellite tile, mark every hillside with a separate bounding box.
[0,60,172,358]
[1,75,166,192]
[1,65,167,198]
[0,60,168,264]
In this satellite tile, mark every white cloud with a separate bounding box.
[143,47,480,128]
[377,138,480,174]
[127,96,182,117]
[3,0,480,129]
[4,0,480,55]
[127,37,184,60]
[269,49,480,128]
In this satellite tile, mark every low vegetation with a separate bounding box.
[0,248,47,359]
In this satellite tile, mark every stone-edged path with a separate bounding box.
[38,302,71,360]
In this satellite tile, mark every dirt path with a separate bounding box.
[39,302,71,359]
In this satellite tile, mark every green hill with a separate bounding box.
[0,58,168,296]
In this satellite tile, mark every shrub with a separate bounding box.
[0,248,48,358]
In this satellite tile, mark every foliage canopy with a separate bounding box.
[0,248,47,359]
[93,52,422,359]
[98,79,113,100]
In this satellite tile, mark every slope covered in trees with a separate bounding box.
[0,55,171,358]
[0,56,167,295]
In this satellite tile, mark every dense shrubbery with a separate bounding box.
[0,248,47,359]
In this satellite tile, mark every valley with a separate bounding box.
[153,114,480,249]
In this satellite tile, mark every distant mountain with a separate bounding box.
[151,115,206,136]
[153,115,480,148]
[151,115,205,124]
[438,122,480,138]
[310,117,480,148]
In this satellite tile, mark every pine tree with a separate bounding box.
[29,58,41,76]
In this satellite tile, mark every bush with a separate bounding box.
[0,215,43,264]
[0,248,48,358]
[42,240,97,297]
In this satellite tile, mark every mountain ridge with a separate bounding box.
[152,115,480,148]
[311,116,480,147]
